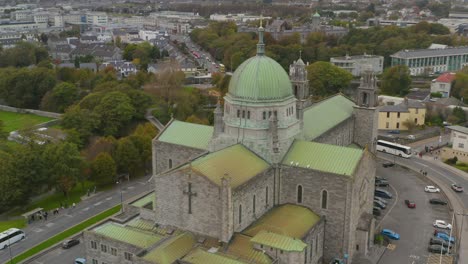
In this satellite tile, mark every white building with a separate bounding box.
[139,30,159,41]
[431,72,456,98]
[442,126,468,163]
[330,54,384,76]
[86,12,108,26]
[0,21,47,31]
[33,13,49,24]
[209,13,270,23]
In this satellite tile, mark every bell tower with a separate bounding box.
[289,51,309,123]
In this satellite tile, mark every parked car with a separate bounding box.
[434,229,450,237]
[374,200,386,209]
[374,196,388,205]
[375,181,389,187]
[407,135,416,140]
[435,232,455,243]
[425,186,440,193]
[430,237,452,248]
[382,162,395,168]
[428,245,448,254]
[388,130,400,134]
[75,258,86,264]
[405,200,416,208]
[381,229,400,240]
[433,220,452,230]
[373,207,381,216]
[429,198,447,205]
[62,239,80,249]
[375,189,393,199]
[375,176,387,181]
[451,184,464,192]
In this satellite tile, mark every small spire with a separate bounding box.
[299,50,302,59]
[257,15,265,56]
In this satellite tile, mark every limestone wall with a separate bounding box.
[153,169,222,239]
[232,169,275,232]
[280,166,350,263]
[153,140,206,175]
[314,117,354,146]
[0,104,62,119]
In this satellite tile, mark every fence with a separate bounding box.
[0,104,62,119]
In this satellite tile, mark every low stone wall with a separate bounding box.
[0,104,62,119]
[440,147,468,164]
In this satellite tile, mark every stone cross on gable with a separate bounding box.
[183,182,197,214]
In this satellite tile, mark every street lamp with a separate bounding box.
[116,181,123,213]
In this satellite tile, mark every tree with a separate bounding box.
[113,137,139,176]
[74,56,80,68]
[380,65,412,96]
[93,91,136,136]
[91,152,116,187]
[62,105,100,143]
[452,106,467,124]
[42,142,83,197]
[306,62,353,96]
[40,82,80,112]
[0,151,25,210]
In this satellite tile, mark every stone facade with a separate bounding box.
[154,168,222,239]
[314,117,355,146]
[152,140,206,174]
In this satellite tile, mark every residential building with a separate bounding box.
[0,21,47,31]
[84,24,379,264]
[100,61,137,77]
[86,12,108,26]
[378,98,426,130]
[391,46,468,75]
[367,18,419,27]
[330,54,384,77]
[431,72,456,98]
[442,126,468,163]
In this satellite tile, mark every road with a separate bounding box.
[30,235,85,264]
[171,34,220,73]
[0,176,152,264]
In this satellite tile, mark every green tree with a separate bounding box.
[113,137,139,176]
[453,106,467,124]
[306,61,353,96]
[93,91,136,136]
[40,82,80,112]
[380,65,412,96]
[42,142,83,197]
[91,152,116,187]
[62,105,100,143]
[0,151,25,210]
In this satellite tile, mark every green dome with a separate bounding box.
[228,55,293,101]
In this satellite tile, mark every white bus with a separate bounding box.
[0,228,25,249]
[376,140,412,158]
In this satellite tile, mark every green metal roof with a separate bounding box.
[313,11,321,17]
[183,248,247,264]
[93,222,163,248]
[131,192,155,208]
[143,233,195,264]
[158,120,213,150]
[227,234,272,264]
[244,204,320,238]
[228,55,293,102]
[283,140,363,176]
[303,94,355,140]
[191,144,270,188]
[126,218,155,231]
[251,231,307,252]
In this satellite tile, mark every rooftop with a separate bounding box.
[190,144,270,188]
[447,125,468,134]
[251,231,307,252]
[331,54,383,61]
[157,120,213,150]
[143,232,195,264]
[434,72,456,83]
[183,248,247,264]
[303,94,355,140]
[130,192,155,208]
[391,46,468,59]
[227,234,272,264]
[282,140,363,176]
[93,222,163,248]
[243,204,320,238]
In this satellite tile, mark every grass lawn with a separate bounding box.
[455,165,468,173]
[0,219,26,233]
[10,205,121,263]
[8,181,94,217]
[0,111,55,132]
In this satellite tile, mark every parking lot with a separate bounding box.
[376,161,452,264]
[27,235,84,264]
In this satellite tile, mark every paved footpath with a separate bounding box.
[0,176,152,264]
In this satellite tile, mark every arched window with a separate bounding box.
[362,92,368,105]
[168,159,172,169]
[297,185,303,204]
[294,85,298,97]
[321,190,328,209]
[253,195,256,215]
[265,187,269,205]
[239,204,242,224]
[263,112,266,120]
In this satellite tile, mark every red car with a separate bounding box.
[405,200,416,208]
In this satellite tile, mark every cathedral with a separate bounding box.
[84,24,379,264]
